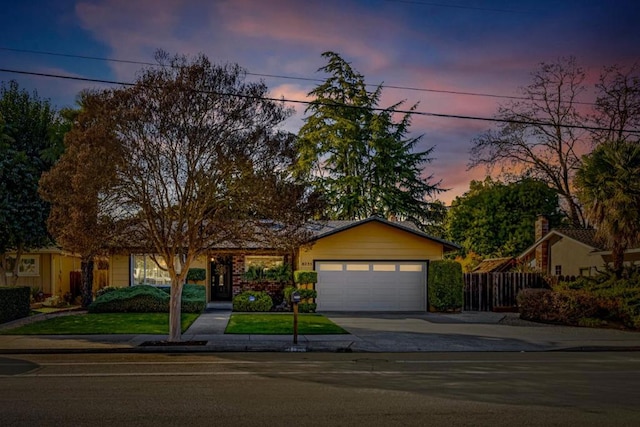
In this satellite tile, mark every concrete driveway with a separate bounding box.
[323,312,640,352]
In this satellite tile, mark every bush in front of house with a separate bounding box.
[96,286,118,298]
[186,268,206,283]
[88,284,205,313]
[0,286,31,323]
[518,271,640,329]
[283,286,317,312]
[517,288,634,328]
[294,270,317,285]
[428,260,464,312]
[232,291,273,312]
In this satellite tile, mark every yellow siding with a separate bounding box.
[50,253,79,296]
[298,221,444,270]
[550,238,604,276]
[110,255,130,287]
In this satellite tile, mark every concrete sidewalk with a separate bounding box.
[1,308,640,354]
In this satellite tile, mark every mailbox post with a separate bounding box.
[291,291,301,344]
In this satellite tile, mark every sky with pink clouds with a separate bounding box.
[1,0,639,204]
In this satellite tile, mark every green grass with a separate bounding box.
[1,313,200,335]
[225,313,347,334]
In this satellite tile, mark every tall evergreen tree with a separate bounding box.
[0,81,65,286]
[296,52,443,228]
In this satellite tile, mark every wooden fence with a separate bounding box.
[463,272,548,311]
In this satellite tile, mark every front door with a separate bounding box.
[210,258,232,301]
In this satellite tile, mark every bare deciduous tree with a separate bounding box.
[592,63,640,144]
[469,57,588,227]
[50,52,318,341]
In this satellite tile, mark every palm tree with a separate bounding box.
[575,140,640,277]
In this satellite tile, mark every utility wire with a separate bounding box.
[382,0,535,14]
[1,66,637,135]
[0,46,596,106]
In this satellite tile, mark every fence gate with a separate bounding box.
[463,272,547,311]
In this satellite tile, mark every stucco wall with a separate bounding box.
[550,238,603,277]
[298,221,444,270]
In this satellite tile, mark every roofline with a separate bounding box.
[310,216,461,251]
[518,229,599,260]
[592,247,640,256]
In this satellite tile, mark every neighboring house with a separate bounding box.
[105,216,459,312]
[2,247,81,297]
[519,216,640,278]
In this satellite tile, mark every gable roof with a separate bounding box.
[306,216,460,252]
[518,228,601,259]
[552,228,602,249]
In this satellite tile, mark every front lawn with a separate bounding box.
[1,313,200,335]
[225,313,347,334]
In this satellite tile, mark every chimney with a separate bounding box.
[534,215,549,274]
[535,215,549,241]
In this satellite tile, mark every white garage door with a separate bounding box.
[315,261,427,312]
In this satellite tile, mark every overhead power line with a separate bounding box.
[0,46,596,106]
[382,0,535,14]
[1,67,637,135]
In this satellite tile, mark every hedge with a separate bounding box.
[518,288,636,328]
[186,268,206,283]
[0,286,31,323]
[294,270,317,284]
[88,284,205,313]
[428,260,463,312]
[232,291,273,312]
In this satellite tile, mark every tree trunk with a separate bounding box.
[168,279,184,342]
[80,256,94,307]
[612,243,624,279]
[2,244,25,287]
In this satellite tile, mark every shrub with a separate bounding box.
[283,286,317,304]
[428,260,463,312]
[294,270,318,284]
[186,268,206,283]
[88,284,205,313]
[518,288,627,327]
[0,286,30,323]
[96,286,118,298]
[245,264,292,283]
[298,302,317,313]
[232,291,273,312]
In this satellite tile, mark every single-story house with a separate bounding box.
[4,217,459,312]
[1,247,83,298]
[519,216,640,278]
[106,216,459,312]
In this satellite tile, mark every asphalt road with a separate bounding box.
[1,352,639,426]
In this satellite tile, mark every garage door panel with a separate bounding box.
[316,261,426,312]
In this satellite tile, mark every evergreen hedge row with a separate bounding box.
[0,286,31,323]
[428,260,464,311]
[88,284,205,313]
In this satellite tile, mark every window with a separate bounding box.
[555,265,562,276]
[318,263,343,271]
[579,267,591,277]
[346,263,369,271]
[399,264,423,272]
[244,255,284,272]
[132,254,172,286]
[4,255,39,277]
[373,264,396,272]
